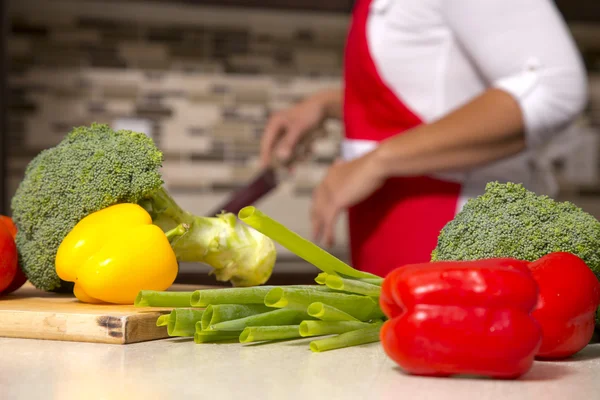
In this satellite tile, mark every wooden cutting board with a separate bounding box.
[0,282,213,345]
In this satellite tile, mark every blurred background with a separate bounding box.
[0,0,599,284]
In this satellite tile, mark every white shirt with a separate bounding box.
[343,0,588,210]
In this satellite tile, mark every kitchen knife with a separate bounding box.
[206,137,311,217]
[206,166,281,217]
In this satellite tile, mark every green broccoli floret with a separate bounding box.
[431,181,600,279]
[11,123,276,292]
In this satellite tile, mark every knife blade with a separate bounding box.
[207,134,315,217]
[206,166,280,217]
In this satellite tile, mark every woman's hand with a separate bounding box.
[311,152,386,247]
[259,88,342,168]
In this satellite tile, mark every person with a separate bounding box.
[259,0,588,277]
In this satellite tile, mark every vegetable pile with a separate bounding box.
[10,123,276,293]
[7,121,600,380]
[136,206,385,352]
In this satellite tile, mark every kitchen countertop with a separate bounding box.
[0,337,598,399]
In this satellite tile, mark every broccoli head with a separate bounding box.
[11,123,276,292]
[431,181,600,279]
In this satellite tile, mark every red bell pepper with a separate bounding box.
[0,221,18,294]
[0,215,17,237]
[528,252,600,360]
[380,258,542,379]
[0,215,27,295]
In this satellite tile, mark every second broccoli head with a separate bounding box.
[431,181,600,279]
[11,123,276,292]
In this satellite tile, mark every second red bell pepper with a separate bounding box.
[527,252,600,360]
[380,258,542,379]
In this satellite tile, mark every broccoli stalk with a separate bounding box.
[141,187,276,287]
[11,123,276,292]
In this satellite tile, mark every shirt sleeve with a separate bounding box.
[442,0,588,149]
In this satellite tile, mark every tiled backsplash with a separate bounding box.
[5,0,600,267]
[6,0,352,263]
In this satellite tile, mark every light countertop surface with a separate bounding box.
[0,337,599,400]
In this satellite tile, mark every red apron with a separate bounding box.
[342,0,462,277]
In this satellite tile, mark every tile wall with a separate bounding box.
[5,0,600,271]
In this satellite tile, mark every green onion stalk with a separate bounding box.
[264,287,378,321]
[239,325,302,343]
[307,302,361,322]
[200,304,272,330]
[167,309,205,337]
[238,207,378,280]
[310,322,384,352]
[135,291,194,308]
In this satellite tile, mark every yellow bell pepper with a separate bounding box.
[55,203,179,304]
